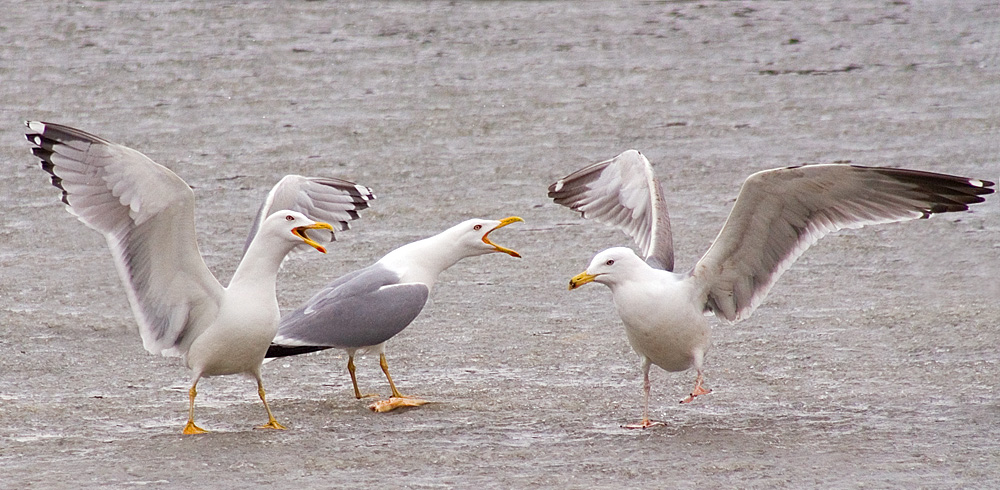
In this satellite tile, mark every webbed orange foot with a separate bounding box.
[183,420,208,435]
[256,419,287,430]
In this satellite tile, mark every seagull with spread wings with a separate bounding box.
[549,149,994,429]
[25,121,373,434]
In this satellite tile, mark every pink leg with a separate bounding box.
[679,369,711,404]
[623,359,664,429]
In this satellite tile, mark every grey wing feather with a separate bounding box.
[693,164,994,323]
[25,121,224,357]
[274,264,429,349]
[243,175,375,255]
[548,150,674,270]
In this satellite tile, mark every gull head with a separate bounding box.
[444,216,523,258]
[263,210,335,254]
[569,247,645,290]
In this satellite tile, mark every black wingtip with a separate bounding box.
[869,166,996,215]
[25,124,71,203]
[265,344,333,358]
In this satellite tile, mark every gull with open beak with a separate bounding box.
[24,121,373,433]
[267,216,522,412]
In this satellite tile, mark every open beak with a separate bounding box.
[483,216,524,257]
[292,222,335,253]
[568,271,598,290]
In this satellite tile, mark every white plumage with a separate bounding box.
[550,149,994,428]
[25,121,372,433]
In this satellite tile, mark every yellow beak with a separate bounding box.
[483,216,524,257]
[568,271,598,290]
[292,222,335,253]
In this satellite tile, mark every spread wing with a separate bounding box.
[26,121,224,357]
[692,164,994,323]
[243,175,375,255]
[548,150,674,270]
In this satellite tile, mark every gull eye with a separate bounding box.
[606,259,615,266]
[285,215,295,221]
[473,224,482,231]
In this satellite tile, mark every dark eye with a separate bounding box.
[473,224,482,231]
[606,259,615,266]
[285,215,295,221]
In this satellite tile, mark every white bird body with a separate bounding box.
[24,121,370,434]
[185,221,292,378]
[604,256,711,374]
[553,149,994,428]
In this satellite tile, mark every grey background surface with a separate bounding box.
[1,1,998,488]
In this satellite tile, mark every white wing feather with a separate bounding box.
[693,164,993,323]
[27,121,224,357]
[548,150,674,270]
[242,175,375,255]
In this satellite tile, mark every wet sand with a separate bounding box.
[1,1,998,488]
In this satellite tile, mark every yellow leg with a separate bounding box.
[183,380,208,435]
[348,355,378,399]
[368,353,430,413]
[255,378,286,430]
[380,352,405,399]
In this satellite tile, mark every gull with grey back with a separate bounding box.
[266,216,523,412]
[549,149,994,429]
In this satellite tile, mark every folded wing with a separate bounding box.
[272,264,429,351]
